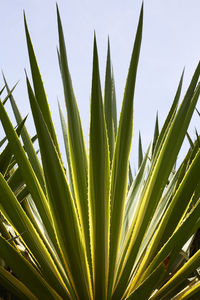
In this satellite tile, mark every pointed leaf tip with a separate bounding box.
[107,36,110,49]
[24,69,28,78]
[139,2,144,22]
[56,3,60,17]
[23,11,27,27]
[93,33,98,58]
[94,31,97,42]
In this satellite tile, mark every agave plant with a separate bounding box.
[0,3,200,299]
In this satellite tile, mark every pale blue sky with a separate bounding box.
[1,0,200,167]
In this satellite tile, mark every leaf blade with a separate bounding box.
[89,36,110,299]
[108,4,143,297]
[26,77,92,299]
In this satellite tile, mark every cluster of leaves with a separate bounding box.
[0,4,200,300]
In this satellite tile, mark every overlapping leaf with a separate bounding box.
[0,3,200,300]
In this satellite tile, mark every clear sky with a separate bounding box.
[1,0,200,167]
